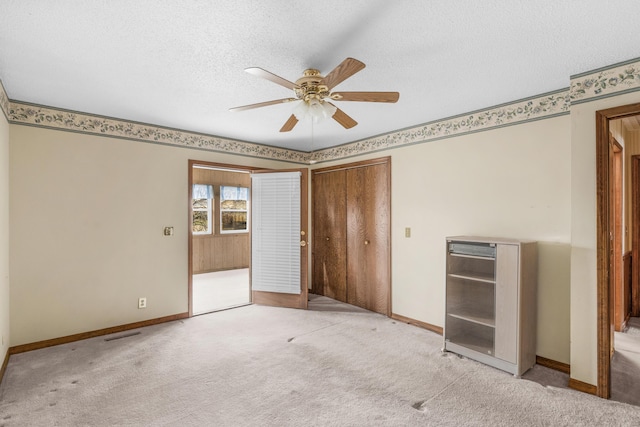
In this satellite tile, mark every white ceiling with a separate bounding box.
[1,1,640,152]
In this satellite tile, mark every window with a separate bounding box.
[192,184,213,235]
[220,186,249,233]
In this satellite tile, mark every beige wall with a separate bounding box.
[313,115,572,363]
[569,91,640,385]
[0,109,9,362]
[9,87,640,382]
[9,125,294,346]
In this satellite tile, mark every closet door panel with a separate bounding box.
[312,170,347,301]
[346,163,390,314]
[346,167,366,308]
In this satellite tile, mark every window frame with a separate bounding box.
[192,196,213,236]
[219,185,249,234]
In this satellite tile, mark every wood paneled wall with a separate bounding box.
[192,167,250,274]
[625,129,640,250]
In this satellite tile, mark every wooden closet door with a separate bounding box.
[346,162,390,314]
[312,170,347,301]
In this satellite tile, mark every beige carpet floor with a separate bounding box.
[1,296,640,426]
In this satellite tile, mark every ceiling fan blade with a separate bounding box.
[329,103,357,129]
[229,98,297,112]
[245,67,299,90]
[321,58,366,90]
[331,91,399,103]
[280,114,299,132]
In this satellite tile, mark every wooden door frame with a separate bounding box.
[632,155,640,317]
[595,103,640,398]
[187,160,265,317]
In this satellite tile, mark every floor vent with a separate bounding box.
[104,331,141,342]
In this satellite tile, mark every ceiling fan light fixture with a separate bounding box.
[293,98,337,123]
[232,58,397,133]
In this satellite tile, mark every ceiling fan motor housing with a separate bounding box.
[294,69,330,102]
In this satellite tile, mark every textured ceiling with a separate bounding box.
[1,1,640,152]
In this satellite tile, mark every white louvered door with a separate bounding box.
[251,169,308,309]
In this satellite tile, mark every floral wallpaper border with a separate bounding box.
[569,58,640,104]
[8,102,309,164]
[6,57,640,164]
[311,89,571,163]
[0,80,9,120]
[310,57,640,163]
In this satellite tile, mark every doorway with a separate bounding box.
[611,144,640,406]
[633,155,640,317]
[188,161,310,315]
[595,103,640,399]
[188,161,254,316]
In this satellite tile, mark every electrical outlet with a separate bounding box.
[138,297,147,309]
[405,227,411,238]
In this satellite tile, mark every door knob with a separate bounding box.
[300,240,308,247]
[364,240,370,245]
[326,237,330,241]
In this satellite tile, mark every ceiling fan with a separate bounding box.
[229,58,399,132]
